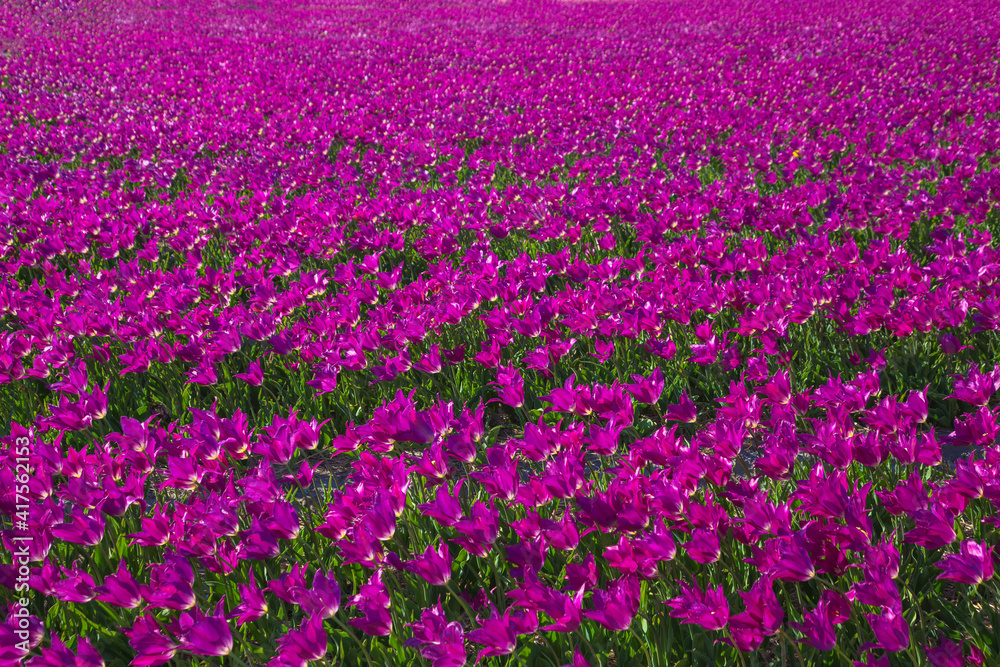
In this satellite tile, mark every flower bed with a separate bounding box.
[2,0,1000,665]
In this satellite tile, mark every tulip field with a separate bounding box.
[3,0,1000,664]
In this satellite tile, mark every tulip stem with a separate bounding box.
[230,652,254,667]
[536,632,562,665]
[778,629,806,667]
[444,580,479,629]
[331,615,374,667]
[629,625,654,667]
[722,626,748,667]
[812,575,845,596]
[735,453,753,478]
[572,628,602,667]
[95,598,132,627]
[832,644,853,665]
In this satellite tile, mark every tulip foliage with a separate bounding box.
[2,0,1000,664]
